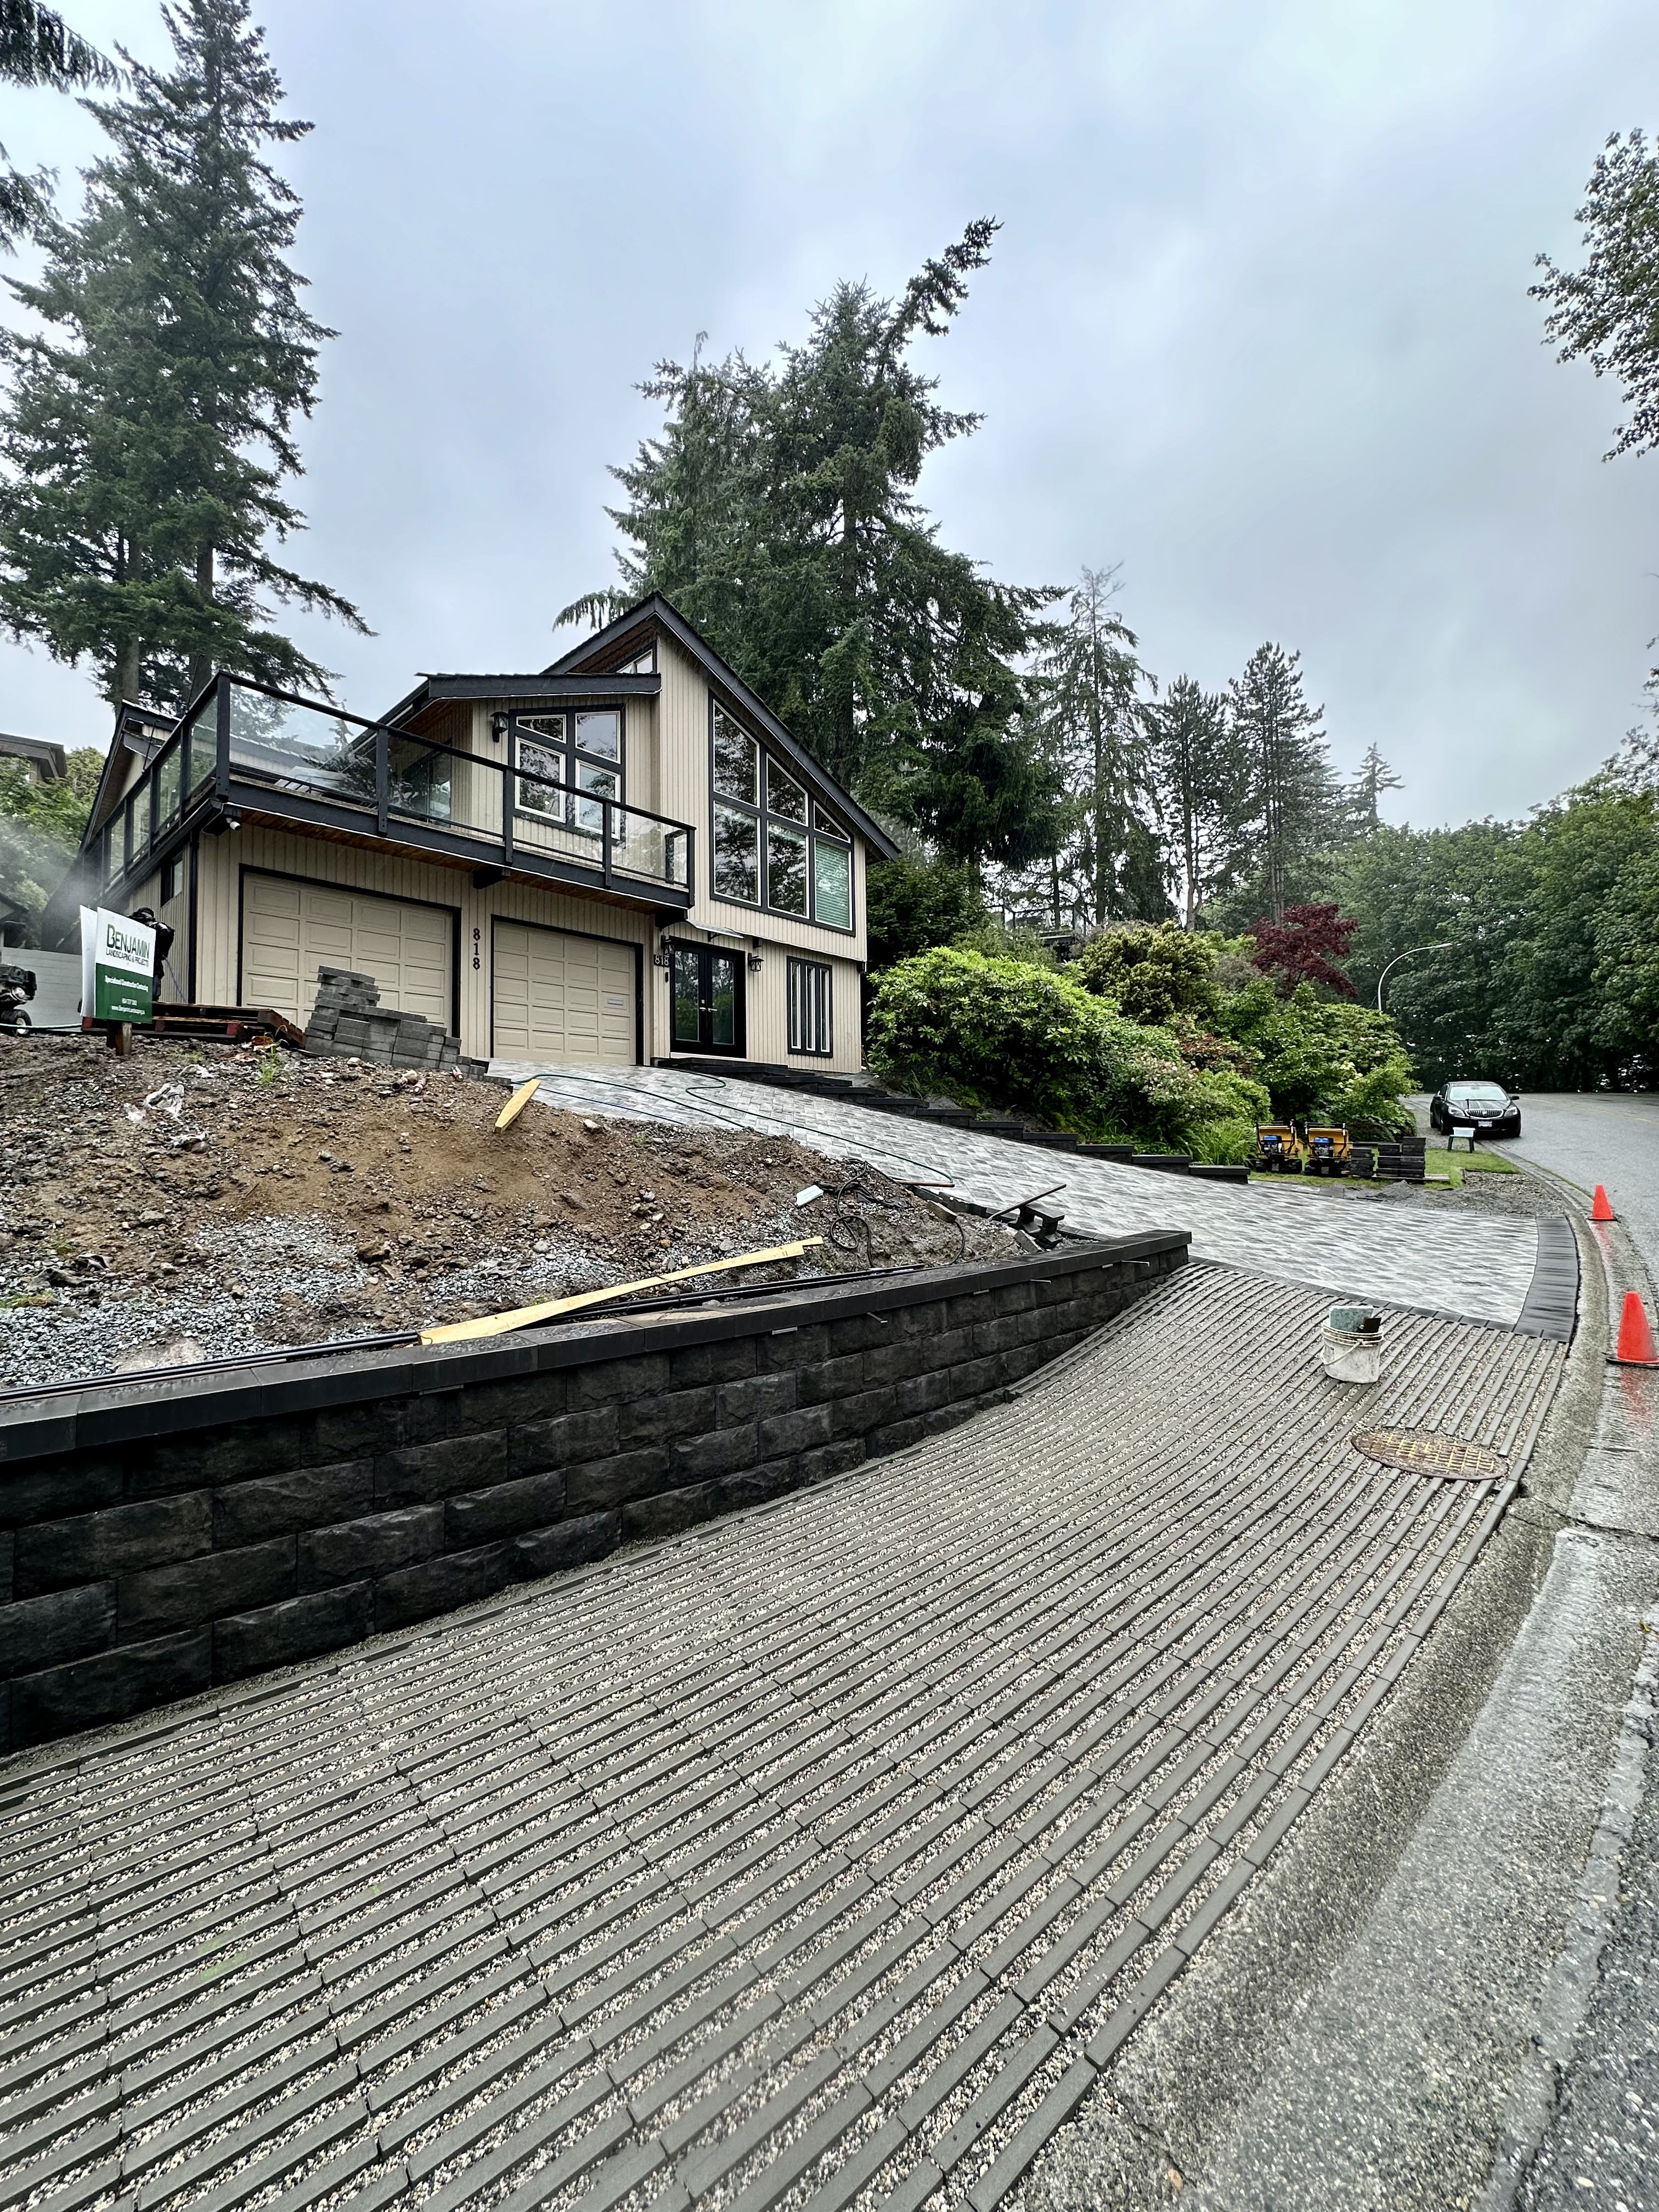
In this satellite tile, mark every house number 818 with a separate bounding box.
[471,926,481,972]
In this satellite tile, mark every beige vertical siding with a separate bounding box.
[190,823,650,1060]
[644,634,869,1070]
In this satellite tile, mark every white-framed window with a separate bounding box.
[710,701,854,930]
[787,957,833,1057]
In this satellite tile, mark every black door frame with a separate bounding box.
[667,939,746,1056]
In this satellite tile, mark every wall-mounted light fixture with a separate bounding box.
[490,713,509,742]
[747,938,764,975]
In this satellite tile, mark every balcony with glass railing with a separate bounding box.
[94,674,694,909]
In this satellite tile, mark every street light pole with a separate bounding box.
[1375,941,1453,1013]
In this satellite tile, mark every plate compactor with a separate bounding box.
[1252,1122,1352,1177]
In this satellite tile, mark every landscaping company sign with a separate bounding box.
[78,905,156,1025]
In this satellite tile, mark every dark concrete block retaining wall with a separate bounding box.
[0,1233,1188,1754]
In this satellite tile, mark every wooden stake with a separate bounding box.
[493,1077,543,1131]
[420,1239,826,1346]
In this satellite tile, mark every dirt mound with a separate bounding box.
[0,1035,1018,1383]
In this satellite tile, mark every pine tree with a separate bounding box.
[0,0,366,710]
[1229,643,1336,920]
[1147,674,1252,926]
[0,0,117,247]
[1022,568,1163,927]
[568,219,1058,867]
[1345,742,1403,834]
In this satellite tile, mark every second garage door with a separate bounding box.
[493,923,636,1064]
[241,875,453,1029]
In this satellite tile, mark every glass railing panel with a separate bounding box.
[153,737,182,836]
[611,809,690,889]
[184,701,215,806]
[227,682,375,810]
[385,735,453,827]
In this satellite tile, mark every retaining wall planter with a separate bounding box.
[0,1233,1188,1754]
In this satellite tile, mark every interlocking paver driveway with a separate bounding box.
[492,1063,1544,1331]
[0,1267,1561,2212]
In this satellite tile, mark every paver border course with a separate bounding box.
[0,1233,1188,1754]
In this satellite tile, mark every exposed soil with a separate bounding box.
[0,1035,1019,1386]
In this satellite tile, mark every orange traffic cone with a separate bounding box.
[1593,1185,1616,1222]
[1615,1291,1659,1365]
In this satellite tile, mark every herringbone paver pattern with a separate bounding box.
[0,1268,1561,2212]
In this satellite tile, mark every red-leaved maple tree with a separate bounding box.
[1246,903,1358,996]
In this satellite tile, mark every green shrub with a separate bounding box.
[1076,922,1224,1026]
[1219,980,1414,1130]
[866,947,1270,1148]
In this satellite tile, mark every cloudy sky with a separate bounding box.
[1,0,1655,827]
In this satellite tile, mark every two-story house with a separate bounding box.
[67,595,898,1074]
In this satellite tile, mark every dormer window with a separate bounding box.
[710,702,853,930]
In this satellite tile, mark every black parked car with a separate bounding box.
[1429,1080,1521,1139]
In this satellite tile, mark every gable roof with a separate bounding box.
[82,702,183,848]
[544,593,901,861]
[0,732,66,781]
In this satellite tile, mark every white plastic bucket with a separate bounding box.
[1322,1325,1383,1384]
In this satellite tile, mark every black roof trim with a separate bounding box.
[544,593,901,861]
[421,674,662,703]
[84,698,188,848]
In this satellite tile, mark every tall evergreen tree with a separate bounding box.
[567,220,1058,868]
[1345,742,1403,834]
[0,0,365,710]
[1020,567,1163,927]
[0,0,117,247]
[1229,642,1336,919]
[1147,674,1252,926]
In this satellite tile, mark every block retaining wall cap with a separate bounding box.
[0,1235,1189,1470]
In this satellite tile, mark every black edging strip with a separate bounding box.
[1514,1215,1579,1344]
[0,1235,1190,1469]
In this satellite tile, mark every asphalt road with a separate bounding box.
[1503,1093,1659,2212]
[1502,1092,1659,1282]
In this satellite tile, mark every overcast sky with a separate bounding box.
[1,0,1655,828]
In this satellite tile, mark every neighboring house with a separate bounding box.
[63,595,899,1074]
[0,732,67,782]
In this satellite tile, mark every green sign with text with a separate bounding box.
[80,906,155,1025]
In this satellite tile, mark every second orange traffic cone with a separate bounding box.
[1615,1291,1659,1365]
[1592,1184,1616,1222]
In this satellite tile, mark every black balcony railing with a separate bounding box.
[93,673,695,906]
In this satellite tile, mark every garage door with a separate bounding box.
[241,876,453,1028]
[493,923,635,1065]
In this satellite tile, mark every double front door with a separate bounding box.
[670,943,743,1054]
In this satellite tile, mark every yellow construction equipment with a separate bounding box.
[1301,1124,1352,1177]
[1252,1124,1301,1173]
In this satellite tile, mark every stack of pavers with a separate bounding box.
[303,966,460,1070]
[1372,1133,1427,1184]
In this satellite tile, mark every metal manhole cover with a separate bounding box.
[1351,1427,1505,1481]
